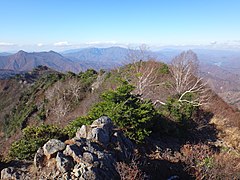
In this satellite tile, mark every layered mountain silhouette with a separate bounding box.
[1,47,240,72]
[0,47,134,73]
[1,47,240,109]
[0,50,81,73]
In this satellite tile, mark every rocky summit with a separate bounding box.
[1,116,134,180]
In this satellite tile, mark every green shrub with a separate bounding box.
[4,73,63,137]
[159,64,169,74]
[99,69,106,75]
[164,97,196,125]
[79,69,97,79]
[36,106,46,121]
[66,71,76,77]
[9,125,68,160]
[4,104,38,136]
[9,138,43,160]
[78,69,98,87]
[88,82,160,143]
[105,72,111,79]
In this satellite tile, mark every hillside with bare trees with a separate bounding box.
[0,52,240,179]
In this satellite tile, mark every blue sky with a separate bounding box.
[0,0,240,51]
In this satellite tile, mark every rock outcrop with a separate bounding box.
[0,167,31,180]
[34,147,45,168]
[43,139,66,159]
[1,116,134,180]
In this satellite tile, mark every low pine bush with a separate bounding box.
[88,82,160,143]
[9,125,68,160]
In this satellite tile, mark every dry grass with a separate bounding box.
[116,160,145,180]
[180,143,240,179]
[210,150,240,179]
[210,116,240,150]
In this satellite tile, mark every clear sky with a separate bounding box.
[0,0,240,51]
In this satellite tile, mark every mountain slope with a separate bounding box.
[0,52,12,56]
[0,69,25,79]
[64,47,129,69]
[0,51,84,73]
[0,61,240,179]
[1,47,240,110]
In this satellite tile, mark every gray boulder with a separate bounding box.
[56,152,74,173]
[30,116,134,180]
[82,152,97,164]
[1,167,20,180]
[63,144,83,163]
[43,139,66,159]
[82,169,97,180]
[72,163,97,180]
[91,116,113,132]
[76,125,92,139]
[91,127,110,144]
[76,116,113,145]
[34,147,45,168]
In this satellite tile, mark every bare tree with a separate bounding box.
[132,60,159,98]
[124,46,210,107]
[45,78,84,120]
[51,98,71,120]
[127,44,152,64]
[169,50,210,106]
[66,78,83,102]
[126,45,159,99]
[45,81,70,120]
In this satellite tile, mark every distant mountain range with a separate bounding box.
[1,46,240,82]
[0,50,81,73]
[2,47,240,73]
[1,47,240,108]
[0,69,24,79]
[0,52,12,56]
[0,47,134,73]
[0,47,180,74]
[64,47,131,69]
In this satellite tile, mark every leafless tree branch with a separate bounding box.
[169,50,210,106]
[126,45,159,99]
